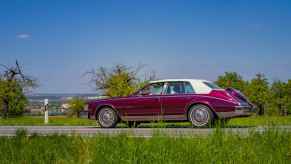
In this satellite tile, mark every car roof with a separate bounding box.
[149,79,211,84]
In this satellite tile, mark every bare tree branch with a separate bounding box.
[0,60,37,90]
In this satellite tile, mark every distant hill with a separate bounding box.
[27,93,99,102]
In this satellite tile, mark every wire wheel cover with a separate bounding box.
[190,105,210,126]
[98,108,116,127]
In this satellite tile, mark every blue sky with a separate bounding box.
[1,0,291,93]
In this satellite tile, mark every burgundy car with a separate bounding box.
[87,79,253,128]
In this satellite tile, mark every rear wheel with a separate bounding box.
[97,107,118,128]
[188,104,215,127]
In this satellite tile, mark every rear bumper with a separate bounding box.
[216,106,253,119]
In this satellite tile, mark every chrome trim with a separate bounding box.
[216,107,252,119]
[235,105,255,111]
[121,115,187,121]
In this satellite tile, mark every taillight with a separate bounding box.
[210,89,237,103]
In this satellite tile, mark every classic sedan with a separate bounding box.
[87,79,253,128]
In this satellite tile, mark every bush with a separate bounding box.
[67,98,86,118]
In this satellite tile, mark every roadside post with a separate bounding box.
[44,99,49,124]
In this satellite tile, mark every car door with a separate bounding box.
[160,81,195,119]
[117,82,164,120]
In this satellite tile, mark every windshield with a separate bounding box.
[203,81,221,89]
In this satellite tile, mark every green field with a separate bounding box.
[0,116,96,126]
[1,115,291,127]
[0,128,290,163]
[229,116,291,127]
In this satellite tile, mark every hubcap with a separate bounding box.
[99,108,116,127]
[190,106,210,126]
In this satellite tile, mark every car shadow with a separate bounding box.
[114,123,254,129]
[87,123,254,129]
[136,125,253,129]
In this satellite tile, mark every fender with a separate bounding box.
[186,100,216,116]
[94,103,120,119]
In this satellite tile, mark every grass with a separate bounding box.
[0,128,290,163]
[0,116,96,126]
[138,116,291,128]
[228,116,291,127]
[1,115,291,127]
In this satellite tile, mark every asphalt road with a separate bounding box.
[0,126,291,137]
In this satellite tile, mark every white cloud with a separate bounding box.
[16,33,31,39]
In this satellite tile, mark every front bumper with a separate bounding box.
[216,106,253,119]
[88,112,95,120]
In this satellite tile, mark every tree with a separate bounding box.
[0,61,36,118]
[215,72,246,93]
[245,74,270,115]
[87,64,156,97]
[271,81,287,115]
[68,97,85,118]
[0,80,28,116]
[285,80,291,114]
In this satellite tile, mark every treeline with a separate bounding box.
[216,72,291,116]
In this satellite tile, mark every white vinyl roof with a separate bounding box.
[150,79,211,84]
[150,79,214,94]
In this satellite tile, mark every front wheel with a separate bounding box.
[188,104,215,127]
[97,107,118,128]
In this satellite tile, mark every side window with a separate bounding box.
[166,82,195,95]
[138,83,164,95]
[166,82,185,94]
[203,81,221,89]
[184,82,195,93]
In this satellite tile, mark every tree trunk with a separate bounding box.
[278,104,283,116]
[2,100,8,119]
[256,104,264,116]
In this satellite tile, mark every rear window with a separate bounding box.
[203,82,221,89]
